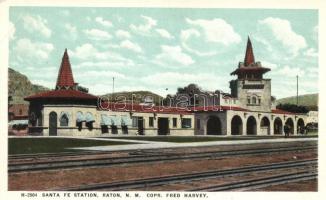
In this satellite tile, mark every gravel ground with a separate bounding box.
[9,149,317,191]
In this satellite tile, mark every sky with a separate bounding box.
[9,7,318,99]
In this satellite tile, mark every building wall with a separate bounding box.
[195,110,307,136]
[231,79,272,112]
[39,105,194,136]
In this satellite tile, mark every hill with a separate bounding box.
[8,68,50,104]
[104,91,163,105]
[276,93,318,111]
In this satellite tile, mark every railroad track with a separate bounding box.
[56,159,317,191]
[191,171,317,191]
[9,141,317,160]
[8,145,317,173]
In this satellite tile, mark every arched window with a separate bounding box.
[252,97,257,104]
[60,114,69,126]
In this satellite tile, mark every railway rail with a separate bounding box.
[9,145,317,173]
[191,171,317,191]
[56,159,317,191]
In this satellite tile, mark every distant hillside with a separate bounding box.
[276,93,318,111]
[8,68,50,104]
[104,91,163,105]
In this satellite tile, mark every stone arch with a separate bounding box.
[285,118,294,135]
[260,116,270,135]
[297,118,305,134]
[206,116,222,135]
[274,117,283,135]
[231,115,243,135]
[246,116,257,135]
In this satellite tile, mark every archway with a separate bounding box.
[260,117,270,135]
[274,117,283,135]
[231,115,243,135]
[206,116,222,135]
[297,118,305,134]
[49,112,57,136]
[246,116,257,135]
[285,118,294,135]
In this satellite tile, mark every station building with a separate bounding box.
[24,37,308,137]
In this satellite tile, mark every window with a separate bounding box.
[247,97,251,104]
[60,114,69,126]
[252,97,257,104]
[181,118,192,128]
[196,119,201,130]
[258,98,261,105]
[149,117,154,127]
[173,118,177,128]
[19,109,23,115]
[132,117,138,127]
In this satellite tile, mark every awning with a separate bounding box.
[109,116,120,126]
[9,120,28,126]
[86,112,95,123]
[76,112,86,123]
[101,114,111,126]
[121,116,132,126]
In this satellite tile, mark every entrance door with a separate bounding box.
[49,112,57,136]
[137,117,144,135]
[158,118,169,135]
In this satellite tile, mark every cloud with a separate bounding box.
[120,40,142,53]
[258,17,307,56]
[304,48,318,57]
[155,28,173,39]
[115,30,131,39]
[64,23,77,40]
[69,43,136,67]
[155,45,194,66]
[185,18,241,45]
[130,15,157,35]
[95,17,113,27]
[22,15,52,38]
[274,65,305,77]
[261,61,278,70]
[180,29,216,56]
[14,38,54,60]
[141,72,229,94]
[84,29,112,40]
[9,21,15,40]
[75,61,135,69]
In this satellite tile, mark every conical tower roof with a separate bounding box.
[244,36,255,66]
[56,49,75,89]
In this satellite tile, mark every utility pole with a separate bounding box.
[112,77,115,102]
[296,75,299,106]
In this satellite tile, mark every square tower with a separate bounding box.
[230,37,272,112]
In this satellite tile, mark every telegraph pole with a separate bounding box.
[112,77,115,102]
[296,75,299,105]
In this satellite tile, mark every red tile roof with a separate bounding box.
[56,49,75,88]
[98,102,248,114]
[244,36,255,66]
[231,66,271,75]
[24,90,98,101]
[189,105,249,112]
[272,109,296,115]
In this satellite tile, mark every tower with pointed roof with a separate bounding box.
[56,49,77,90]
[230,37,272,112]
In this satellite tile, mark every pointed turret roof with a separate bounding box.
[244,36,255,66]
[56,49,75,89]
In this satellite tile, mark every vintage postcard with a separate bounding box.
[1,0,325,199]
